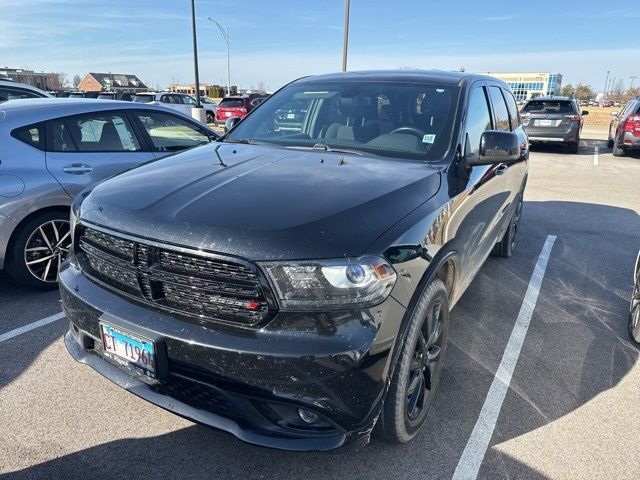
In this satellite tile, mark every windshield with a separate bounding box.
[98,93,114,99]
[522,100,575,114]
[133,94,154,103]
[225,81,459,160]
[220,98,245,107]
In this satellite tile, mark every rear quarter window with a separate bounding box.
[11,123,45,150]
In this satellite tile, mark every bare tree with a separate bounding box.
[72,74,82,87]
[611,79,625,101]
[561,84,575,97]
[574,83,595,102]
[58,73,69,89]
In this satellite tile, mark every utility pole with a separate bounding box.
[603,70,610,97]
[206,17,231,96]
[631,76,637,90]
[190,0,202,108]
[342,0,351,72]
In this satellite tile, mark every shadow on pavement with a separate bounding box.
[3,200,639,480]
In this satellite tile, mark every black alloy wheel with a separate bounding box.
[378,279,449,443]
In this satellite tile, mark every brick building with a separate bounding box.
[79,72,147,93]
[0,67,61,90]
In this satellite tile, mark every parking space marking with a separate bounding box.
[0,311,65,343]
[594,146,599,166]
[452,234,557,480]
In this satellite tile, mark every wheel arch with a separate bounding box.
[5,205,71,261]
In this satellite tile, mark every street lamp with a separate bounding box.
[342,0,351,71]
[631,76,637,90]
[603,70,610,97]
[206,17,231,96]
[190,0,202,109]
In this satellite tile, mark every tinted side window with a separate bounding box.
[171,95,184,104]
[11,123,45,150]
[48,113,141,152]
[0,87,44,102]
[502,90,520,130]
[489,86,510,131]
[465,86,492,155]
[136,111,212,152]
[160,95,174,104]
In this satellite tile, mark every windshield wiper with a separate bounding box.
[286,143,365,156]
[223,138,253,144]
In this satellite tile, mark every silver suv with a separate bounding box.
[0,98,217,288]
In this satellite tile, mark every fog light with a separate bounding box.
[298,408,320,424]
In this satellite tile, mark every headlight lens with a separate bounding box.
[261,256,396,310]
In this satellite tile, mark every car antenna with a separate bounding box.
[214,143,228,167]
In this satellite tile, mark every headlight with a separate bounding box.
[261,256,396,310]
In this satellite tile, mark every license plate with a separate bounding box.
[537,119,553,127]
[100,323,156,377]
[225,111,232,117]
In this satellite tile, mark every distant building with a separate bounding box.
[0,67,61,90]
[170,83,238,97]
[79,72,147,92]
[484,72,563,101]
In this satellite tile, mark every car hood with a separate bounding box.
[80,143,441,260]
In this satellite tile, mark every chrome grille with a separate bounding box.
[77,226,270,326]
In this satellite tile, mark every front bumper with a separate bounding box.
[60,260,406,451]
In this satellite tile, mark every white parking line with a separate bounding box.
[0,311,66,343]
[452,234,557,480]
[594,146,599,166]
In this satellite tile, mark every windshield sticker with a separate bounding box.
[422,134,436,144]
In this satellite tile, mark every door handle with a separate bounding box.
[495,164,508,176]
[63,164,93,175]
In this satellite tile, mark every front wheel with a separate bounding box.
[630,271,640,345]
[206,112,215,124]
[5,210,71,289]
[377,279,449,443]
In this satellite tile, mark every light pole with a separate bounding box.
[190,0,202,108]
[207,17,231,96]
[342,0,351,72]
[631,76,637,90]
[603,70,610,97]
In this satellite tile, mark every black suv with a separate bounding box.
[61,70,528,451]
[608,97,640,157]
[520,96,588,153]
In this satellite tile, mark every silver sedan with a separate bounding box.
[0,98,218,288]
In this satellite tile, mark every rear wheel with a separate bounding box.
[607,138,614,149]
[630,274,640,345]
[378,279,449,443]
[206,112,215,124]
[6,210,71,289]
[612,143,625,157]
[492,193,523,258]
[567,141,579,154]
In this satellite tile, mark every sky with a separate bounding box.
[2,0,639,92]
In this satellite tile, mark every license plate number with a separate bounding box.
[537,119,553,127]
[100,323,156,376]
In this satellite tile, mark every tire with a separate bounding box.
[492,192,523,258]
[630,275,640,345]
[378,279,449,443]
[5,210,71,289]
[612,143,625,157]
[567,141,579,154]
[607,138,614,149]
[206,112,215,124]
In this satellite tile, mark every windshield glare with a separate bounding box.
[226,81,459,160]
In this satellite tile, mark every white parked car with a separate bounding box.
[133,92,217,123]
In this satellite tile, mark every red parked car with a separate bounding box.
[215,94,268,125]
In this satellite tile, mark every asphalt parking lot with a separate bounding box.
[1,140,639,480]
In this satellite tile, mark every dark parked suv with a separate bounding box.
[520,96,588,153]
[61,70,528,451]
[608,97,640,157]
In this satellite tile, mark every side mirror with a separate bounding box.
[610,111,619,117]
[581,110,589,116]
[224,116,241,133]
[468,131,521,166]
